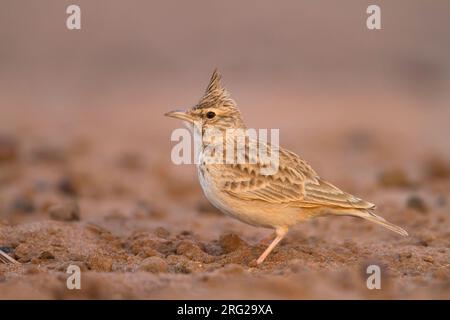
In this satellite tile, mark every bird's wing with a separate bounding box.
[221,151,304,203]
[223,147,374,210]
[302,177,375,209]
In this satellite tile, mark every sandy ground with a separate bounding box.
[0,0,449,300]
[0,89,449,299]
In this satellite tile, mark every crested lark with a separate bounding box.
[165,70,408,265]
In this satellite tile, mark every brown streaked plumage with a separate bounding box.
[165,69,408,265]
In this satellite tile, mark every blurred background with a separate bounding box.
[1,0,449,172]
[0,0,449,299]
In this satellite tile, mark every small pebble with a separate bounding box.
[133,200,166,219]
[436,196,446,208]
[417,233,435,247]
[0,247,13,254]
[406,195,428,214]
[423,157,450,180]
[289,258,309,272]
[378,168,413,188]
[248,260,258,268]
[57,176,78,196]
[87,254,113,272]
[14,243,32,263]
[220,263,245,275]
[139,256,168,273]
[140,248,161,258]
[48,201,80,221]
[173,262,192,274]
[39,251,55,260]
[0,135,18,162]
[154,227,170,239]
[117,152,144,171]
[10,197,35,214]
[0,220,9,227]
[397,251,413,262]
[25,265,40,275]
[31,145,66,163]
[403,252,413,259]
[177,241,213,263]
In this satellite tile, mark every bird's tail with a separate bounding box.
[341,209,409,237]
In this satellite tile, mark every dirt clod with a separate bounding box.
[139,256,168,273]
[0,135,18,162]
[406,195,428,213]
[423,157,450,180]
[219,233,245,254]
[378,168,414,188]
[39,250,55,260]
[10,196,35,214]
[31,145,67,163]
[154,227,170,239]
[48,202,80,221]
[57,177,78,196]
[87,254,113,272]
[176,240,214,263]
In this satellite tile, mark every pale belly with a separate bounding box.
[197,164,305,229]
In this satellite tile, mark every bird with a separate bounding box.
[165,69,408,265]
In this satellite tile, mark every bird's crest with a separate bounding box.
[196,69,236,109]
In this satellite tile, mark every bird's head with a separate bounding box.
[165,69,245,132]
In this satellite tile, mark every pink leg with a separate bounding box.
[256,227,288,265]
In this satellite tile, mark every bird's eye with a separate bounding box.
[206,111,216,119]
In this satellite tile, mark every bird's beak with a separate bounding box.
[164,110,195,123]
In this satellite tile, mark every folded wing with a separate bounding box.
[223,148,374,210]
